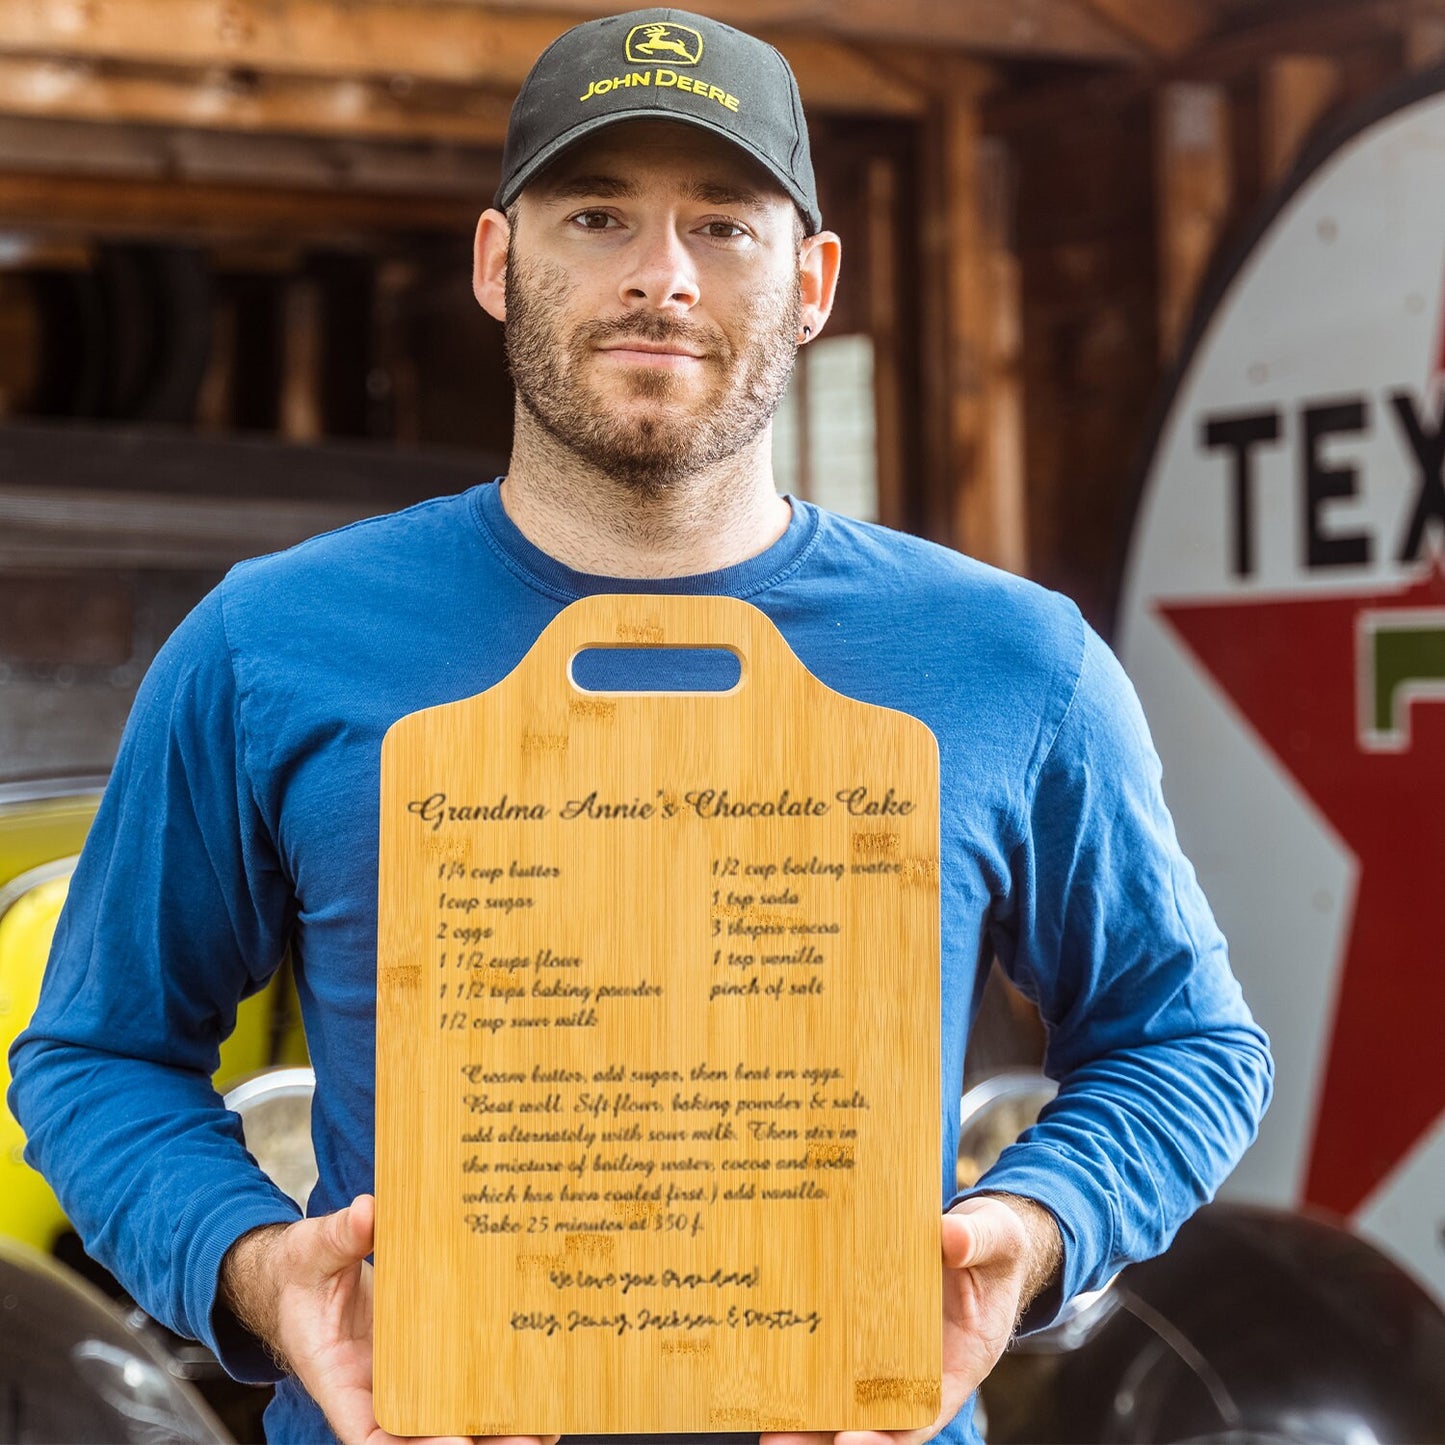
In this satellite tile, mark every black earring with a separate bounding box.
[801,326,812,340]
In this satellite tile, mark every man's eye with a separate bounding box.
[571,211,618,230]
[702,221,747,239]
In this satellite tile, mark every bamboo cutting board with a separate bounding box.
[374,594,941,1436]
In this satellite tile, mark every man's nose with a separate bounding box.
[619,224,700,311]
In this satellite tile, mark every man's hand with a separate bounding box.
[220,1194,559,1445]
[761,1193,1062,1445]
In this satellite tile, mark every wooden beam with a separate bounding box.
[0,2,938,115]
[0,419,486,502]
[941,129,1028,574]
[800,0,1136,61]
[1155,81,1231,362]
[985,66,1145,137]
[1405,0,1445,68]
[1261,55,1340,188]
[860,45,1002,101]
[0,275,40,416]
[0,56,513,144]
[940,81,989,559]
[865,154,904,533]
[762,36,923,116]
[1176,1,1405,82]
[281,279,323,442]
[775,0,1137,63]
[0,115,493,196]
[1079,0,1214,58]
[296,0,1144,63]
[0,1,562,86]
[977,135,1027,575]
[195,294,235,431]
[926,66,1027,571]
[0,481,378,570]
[0,170,479,240]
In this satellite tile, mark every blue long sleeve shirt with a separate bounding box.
[10,484,1272,1443]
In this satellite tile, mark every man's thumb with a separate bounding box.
[942,1199,1010,1271]
[312,1194,376,1274]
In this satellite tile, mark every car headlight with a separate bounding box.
[956,1069,1058,1190]
[223,1066,317,1210]
[957,1068,1120,1353]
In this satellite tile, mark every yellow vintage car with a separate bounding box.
[0,779,301,1256]
[0,777,314,1443]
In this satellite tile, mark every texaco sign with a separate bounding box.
[1118,67,1445,1304]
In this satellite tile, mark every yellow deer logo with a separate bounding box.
[625,22,703,65]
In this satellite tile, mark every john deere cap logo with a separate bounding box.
[626,22,703,65]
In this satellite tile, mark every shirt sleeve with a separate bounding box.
[957,621,1274,1326]
[7,586,303,1382]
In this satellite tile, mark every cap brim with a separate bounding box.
[494,107,821,234]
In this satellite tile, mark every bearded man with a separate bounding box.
[10,10,1271,1445]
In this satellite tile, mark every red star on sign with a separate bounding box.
[1161,567,1445,1219]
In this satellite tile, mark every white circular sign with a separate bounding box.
[1118,67,1445,1305]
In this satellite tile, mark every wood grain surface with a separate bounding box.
[374,594,941,1436]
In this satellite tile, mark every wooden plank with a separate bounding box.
[490,0,1142,59]
[0,420,490,504]
[0,275,40,419]
[1000,82,1157,632]
[280,279,323,442]
[1079,0,1215,57]
[0,422,499,569]
[374,592,941,1435]
[0,115,492,194]
[977,136,1027,575]
[984,66,1145,138]
[0,1,562,87]
[914,90,953,545]
[0,483,384,569]
[473,0,1144,60]
[1155,81,1231,362]
[928,69,1027,572]
[0,170,480,238]
[759,35,922,116]
[1261,55,1340,187]
[1405,0,1445,68]
[0,2,932,115]
[1177,1,1407,81]
[195,296,236,432]
[865,155,904,533]
[0,0,1143,71]
[0,57,512,144]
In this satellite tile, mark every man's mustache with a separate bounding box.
[577,313,729,357]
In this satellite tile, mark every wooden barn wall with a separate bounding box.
[993,23,1422,638]
[1,9,1441,664]
[996,80,1159,637]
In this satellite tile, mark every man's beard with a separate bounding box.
[504,250,801,493]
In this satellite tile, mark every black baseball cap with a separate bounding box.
[495,8,822,234]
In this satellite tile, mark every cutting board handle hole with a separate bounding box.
[569,646,744,694]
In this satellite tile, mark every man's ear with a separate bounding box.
[797,229,842,343]
[473,208,510,321]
